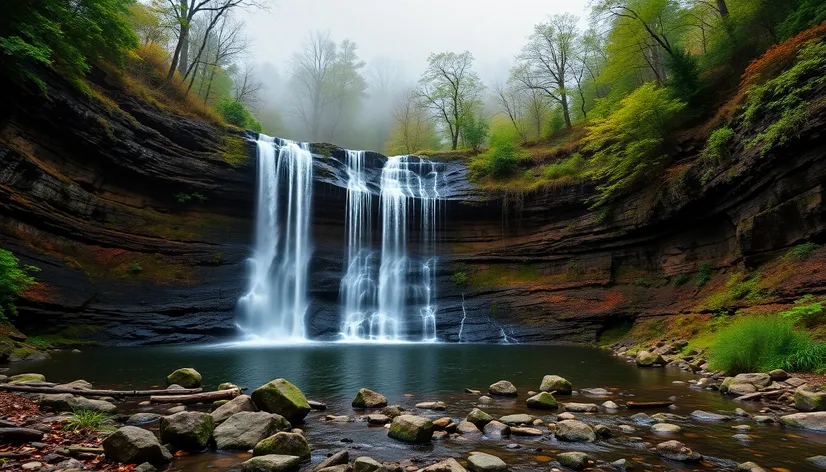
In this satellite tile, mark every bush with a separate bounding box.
[695,262,712,288]
[0,249,37,321]
[788,241,818,259]
[62,409,115,432]
[544,153,585,180]
[780,295,826,329]
[702,127,735,160]
[672,273,690,286]
[453,272,469,288]
[709,315,826,373]
[218,100,262,131]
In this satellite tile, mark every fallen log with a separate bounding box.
[625,401,674,409]
[0,427,44,445]
[0,384,203,396]
[149,388,241,405]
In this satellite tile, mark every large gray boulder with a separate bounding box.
[488,380,517,397]
[352,388,388,409]
[212,394,257,423]
[253,432,310,461]
[166,368,202,388]
[456,420,482,435]
[102,426,172,466]
[779,412,826,431]
[214,411,291,450]
[467,452,507,472]
[387,415,434,443]
[636,351,665,367]
[733,373,771,388]
[482,420,510,438]
[554,420,596,442]
[539,375,572,395]
[795,389,826,412]
[159,411,214,451]
[655,440,702,462]
[241,454,301,472]
[39,394,117,414]
[251,379,311,422]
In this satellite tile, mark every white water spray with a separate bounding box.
[458,293,467,342]
[239,134,313,340]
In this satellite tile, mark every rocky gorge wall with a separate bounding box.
[2,69,826,351]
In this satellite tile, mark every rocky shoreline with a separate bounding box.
[2,362,826,472]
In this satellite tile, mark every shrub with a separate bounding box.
[62,409,115,432]
[26,337,53,349]
[780,295,826,328]
[175,192,207,204]
[544,153,585,180]
[702,272,763,311]
[702,127,735,160]
[218,100,262,131]
[708,315,826,373]
[672,273,690,286]
[695,262,712,288]
[453,272,469,288]
[130,262,142,274]
[788,241,818,259]
[0,249,38,321]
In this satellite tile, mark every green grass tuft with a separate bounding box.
[788,241,818,259]
[61,409,115,432]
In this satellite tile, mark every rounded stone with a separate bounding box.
[165,368,202,388]
[253,432,310,461]
[540,375,572,395]
[252,379,311,422]
[488,380,517,397]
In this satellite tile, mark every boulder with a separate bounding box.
[387,415,433,443]
[456,420,482,435]
[415,401,446,411]
[498,414,534,425]
[768,369,790,381]
[380,405,404,418]
[795,389,826,412]
[779,412,826,431]
[556,452,592,471]
[102,426,172,466]
[8,373,45,384]
[39,394,117,414]
[593,424,612,438]
[655,440,702,462]
[159,411,214,451]
[488,380,517,397]
[466,408,494,428]
[467,452,507,472]
[134,463,157,472]
[212,395,257,423]
[563,402,599,413]
[367,414,391,425]
[482,420,510,438]
[526,392,557,410]
[241,454,301,472]
[353,457,385,472]
[733,373,771,388]
[218,382,239,391]
[432,417,452,430]
[313,449,349,471]
[554,420,595,442]
[127,413,163,426]
[214,411,291,450]
[651,423,682,434]
[352,388,388,409]
[252,379,311,422]
[690,410,732,421]
[253,432,310,461]
[165,368,202,388]
[635,351,665,367]
[539,375,572,395]
[630,413,655,425]
[421,458,467,472]
[727,383,758,396]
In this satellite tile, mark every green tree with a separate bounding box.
[1,0,137,89]
[0,249,37,321]
[460,109,489,151]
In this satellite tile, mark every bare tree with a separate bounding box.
[233,63,264,111]
[493,82,527,143]
[514,13,580,130]
[417,51,484,150]
[389,88,438,154]
[195,15,247,103]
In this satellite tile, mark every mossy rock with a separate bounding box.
[159,411,215,451]
[9,347,50,362]
[251,379,311,422]
[388,415,434,443]
[166,368,202,388]
[526,392,558,410]
[253,432,310,460]
[9,373,46,384]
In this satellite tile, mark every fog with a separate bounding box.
[238,0,589,151]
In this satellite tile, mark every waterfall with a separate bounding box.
[239,134,313,341]
[339,154,442,341]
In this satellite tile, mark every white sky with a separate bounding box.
[242,0,590,84]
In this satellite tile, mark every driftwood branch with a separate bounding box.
[0,384,203,396]
[149,388,241,404]
[625,401,674,409]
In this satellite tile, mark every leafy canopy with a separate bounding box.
[0,249,38,321]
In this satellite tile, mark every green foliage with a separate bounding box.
[175,192,207,204]
[584,84,686,207]
[26,336,53,349]
[470,126,525,179]
[701,272,763,311]
[129,262,142,274]
[543,153,585,180]
[218,100,262,131]
[780,0,826,39]
[62,408,115,432]
[702,127,735,160]
[709,315,826,373]
[0,249,37,321]
[788,241,818,259]
[742,42,826,154]
[0,0,138,89]
[695,262,712,288]
[780,295,826,328]
[453,271,469,288]
[460,112,489,151]
[672,273,690,286]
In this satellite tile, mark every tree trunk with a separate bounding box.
[0,384,203,396]
[560,92,572,130]
[203,67,217,104]
[717,0,729,18]
[178,0,189,75]
[167,24,189,81]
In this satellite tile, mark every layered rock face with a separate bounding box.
[2,69,826,346]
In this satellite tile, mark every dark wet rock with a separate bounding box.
[526,392,557,410]
[482,420,510,438]
[563,402,598,413]
[594,424,613,438]
[690,410,732,421]
[540,375,572,395]
[102,426,172,466]
[768,369,790,381]
[212,394,257,423]
[467,452,507,472]
[655,440,702,462]
[166,368,202,388]
[557,451,593,470]
[352,388,388,409]
[387,415,434,443]
[0,427,44,444]
[554,420,595,442]
[313,449,349,471]
[126,413,163,426]
[214,411,291,450]
[630,413,655,425]
[466,408,494,428]
[241,454,301,472]
[779,412,826,431]
[134,464,157,472]
[498,414,534,425]
[380,405,404,418]
[253,432,310,461]
[252,379,311,422]
[488,380,517,397]
[308,400,327,411]
[795,389,826,412]
[353,457,384,472]
[159,411,214,451]
[610,459,627,470]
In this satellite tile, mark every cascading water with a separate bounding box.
[238,134,313,341]
[339,154,442,342]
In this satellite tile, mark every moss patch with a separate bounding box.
[220,135,250,166]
